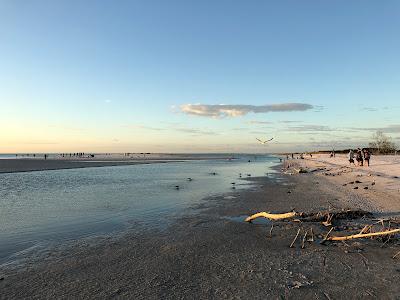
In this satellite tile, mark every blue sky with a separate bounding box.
[1,0,399,153]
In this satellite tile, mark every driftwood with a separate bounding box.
[245,211,296,222]
[307,228,315,242]
[322,227,334,243]
[301,230,308,249]
[299,210,372,223]
[246,209,369,223]
[326,229,400,241]
[359,225,372,234]
[322,214,333,227]
[290,228,301,248]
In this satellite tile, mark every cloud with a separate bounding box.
[174,128,218,136]
[230,127,251,131]
[347,125,400,133]
[360,107,378,112]
[124,125,166,131]
[247,120,273,125]
[286,125,333,132]
[280,120,304,124]
[249,130,272,135]
[179,103,314,118]
[124,124,218,136]
[105,99,112,103]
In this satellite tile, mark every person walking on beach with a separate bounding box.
[363,148,371,167]
[348,149,355,166]
[356,148,363,166]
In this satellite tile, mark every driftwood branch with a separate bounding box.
[290,228,301,248]
[245,211,296,222]
[301,230,308,249]
[326,229,400,241]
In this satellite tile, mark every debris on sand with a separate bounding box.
[298,209,372,223]
[294,167,309,174]
[245,211,297,222]
[290,228,301,248]
[287,279,313,289]
[246,209,372,224]
[326,229,400,241]
[245,209,399,252]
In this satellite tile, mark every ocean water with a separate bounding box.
[0,155,279,264]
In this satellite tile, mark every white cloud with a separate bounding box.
[179,103,314,118]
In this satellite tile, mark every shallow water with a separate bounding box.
[0,155,279,264]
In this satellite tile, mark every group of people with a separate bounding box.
[348,148,371,167]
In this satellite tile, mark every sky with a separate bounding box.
[1,0,399,153]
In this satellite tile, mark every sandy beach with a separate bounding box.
[0,155,399,299]
[293,154,400,213]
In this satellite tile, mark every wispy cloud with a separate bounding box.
[179,103,314,118]
[247,120,273,125]
[249,130,272,135]
[174,128,218,136]
[124,124,218,136]
[286,125,333,132]
[347,124,400,133]
[230,127,251,131]
[280,120,304,124]
[360,107,378,112]
[124,125,166,131]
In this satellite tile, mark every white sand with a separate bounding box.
[295,154,400,214]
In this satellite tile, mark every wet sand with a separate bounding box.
[0,162,399,299]
[0,154,229,174]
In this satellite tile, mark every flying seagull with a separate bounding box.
[256,137,274,144]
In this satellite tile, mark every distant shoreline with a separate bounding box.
[0,155,234,174]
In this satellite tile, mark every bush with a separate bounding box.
[369,131,396,154]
